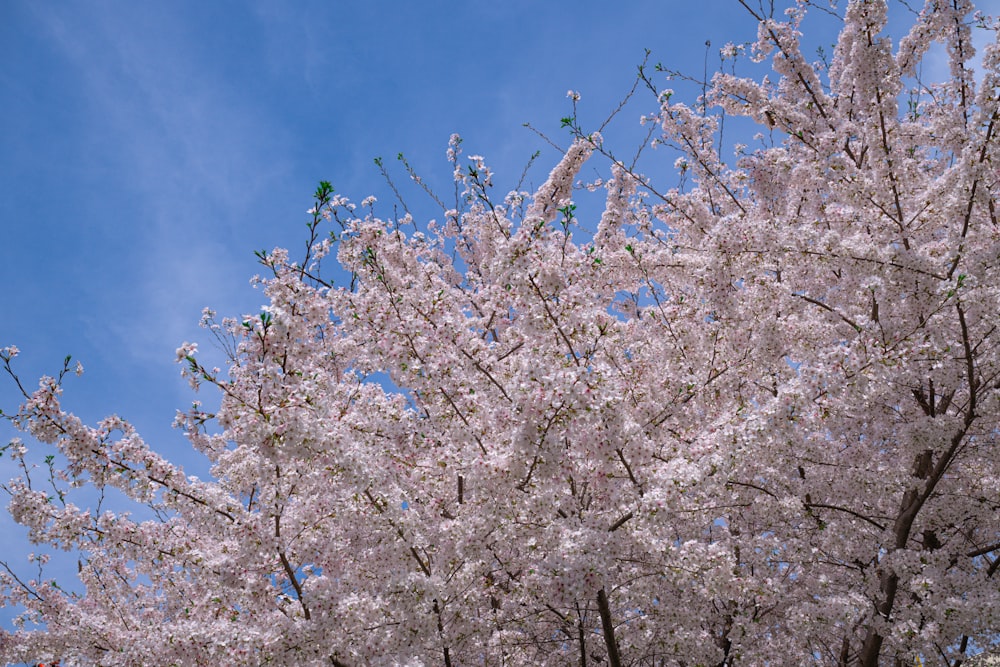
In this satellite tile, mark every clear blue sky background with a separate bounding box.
[1,0,997,647]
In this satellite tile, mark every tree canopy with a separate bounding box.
[3,1,1000,665]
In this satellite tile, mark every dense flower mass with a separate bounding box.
[2,1,1000,665]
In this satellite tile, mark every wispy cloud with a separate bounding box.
[26,4,294,378]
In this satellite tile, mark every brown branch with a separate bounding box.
[608,512,634,533]
[794,294,862,332]
[596,588,623,667]
[274,508,311,621]
[529,275,581,365]
[460,349,513,402]
[805,501,886,531]
[615,449,644,496]
[496,341,524,362]
[439,388,487,456]
[967,542,1000,558]
[363,488,432,577]
[433,599,453,667]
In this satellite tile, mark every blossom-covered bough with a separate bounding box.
[2,0,999,664]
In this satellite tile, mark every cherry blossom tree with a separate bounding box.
[3,0,999,664]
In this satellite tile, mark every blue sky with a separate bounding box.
[2,0,997,646]
[1,0,759,446]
